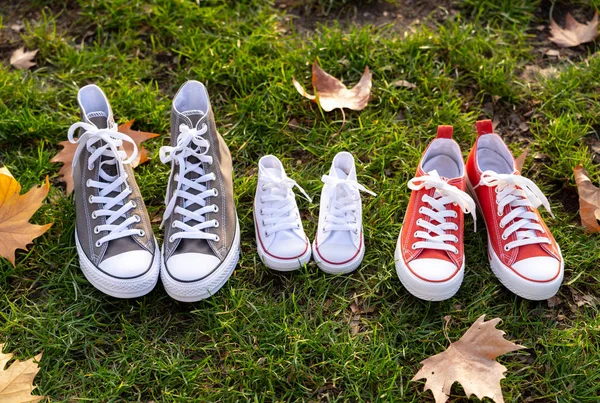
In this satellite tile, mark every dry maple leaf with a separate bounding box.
[573,164,600,232]
[51,120,159,195]
[292,60,372,113]
[0,167,52,267]
[549,12,598,48]
[118,119,161,167]
[9,48,39,70]
[412,315,526,403]
[0,344,45,402]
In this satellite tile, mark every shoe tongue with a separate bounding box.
[181,110,205,127]
[86,111,109,129]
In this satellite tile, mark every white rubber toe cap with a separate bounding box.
[166,253,220,282]
[315,242,359,264]
[98,250,153,278]
[267,239,308,259]
[407,258,459,282]
[512,256,561,282]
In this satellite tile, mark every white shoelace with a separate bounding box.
[68,121,141,247]
[160,123,219,243]
[259,169,312,237]
[408,171,476,254]
[475,170,553,251]
[321,174,376,234]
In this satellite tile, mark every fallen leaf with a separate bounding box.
[515,148,528,172]
[51,120,159,195]
[9,47,39,70]
[0,168,53,266]
[0,343,45,402]
[521,65,559,83]
[545,49,560,57]
[549,12,598,48]
[413,315,526,403]
[547,295,562,308]
[50,141,78,195]
[394,79,416,89]
[573,165,600,232]
[292,60,372,113]
[118,119,161,167]
[10,23,23,33]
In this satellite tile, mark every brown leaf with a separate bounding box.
[50,141,77,195]
[0,168,53,266]
[515,148,528,172]
[0,343,45,402]
[549,12,598,48]
[9,48,39,70]
[573,165,600,232]
[51,120,160,194]
[521,65,559,83]
[118,119,161,167]
[394,79,416,89]
[413,315,526,403]
[293,60,372,112]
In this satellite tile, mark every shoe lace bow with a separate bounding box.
[321,174,376,233]
[259,168,311,237]
[68,121,141,247]
[159,123,219,242]
[408,170,476,254]
[476,170,553,251]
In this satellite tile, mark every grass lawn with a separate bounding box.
[1,0,600,401]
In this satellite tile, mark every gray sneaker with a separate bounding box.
[68,84,160,298]
[159,81,240,302]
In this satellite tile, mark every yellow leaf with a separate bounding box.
[0,344,46,402]
[412,315,526,403]
[0,168,53,266]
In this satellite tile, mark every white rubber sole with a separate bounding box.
[160,219,240,302]
[394,234,464,301]
[488,240,564,300]
[256,237,312,272]
[466,178,564,300]
[312,240,365,275]
[75,230,160,299]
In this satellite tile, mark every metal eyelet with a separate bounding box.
[412,244,417,249]
[296,223,301,228]
[88,195,94,203]
[88,164,94,171]
[213,189,219,197]
[131,200,137,208]
[93,226,99,234]
[504,245,510,252]
[453,247,459,254]
[354,228,359,234]
[95,240,101,248]
[495,188,499,194]
[138,230,145,237]
[414,231,418,237]
[86,179,92,187]
[498,211,503,217]
[214,221,219,228]
[213,205,219,212]
[134,214,140,222]
[214,235,220,242]
[91,211,97,219]
[261,185,266,191]
[418,207,424,214]
[171,222,176,228]
[501,234,507,240]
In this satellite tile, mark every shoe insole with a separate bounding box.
[422,155,460,178]
[335,167,348,179]
[477,148,513,174]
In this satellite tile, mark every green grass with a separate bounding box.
[1,0,600,401]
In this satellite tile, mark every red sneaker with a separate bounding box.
[465,120,563,300]
[395,126,476,301]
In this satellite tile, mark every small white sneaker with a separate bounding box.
[313,152,375,274]
[254,155,312,271]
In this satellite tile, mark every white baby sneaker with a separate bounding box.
[254,155,312,271]
[313,152,375,274]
